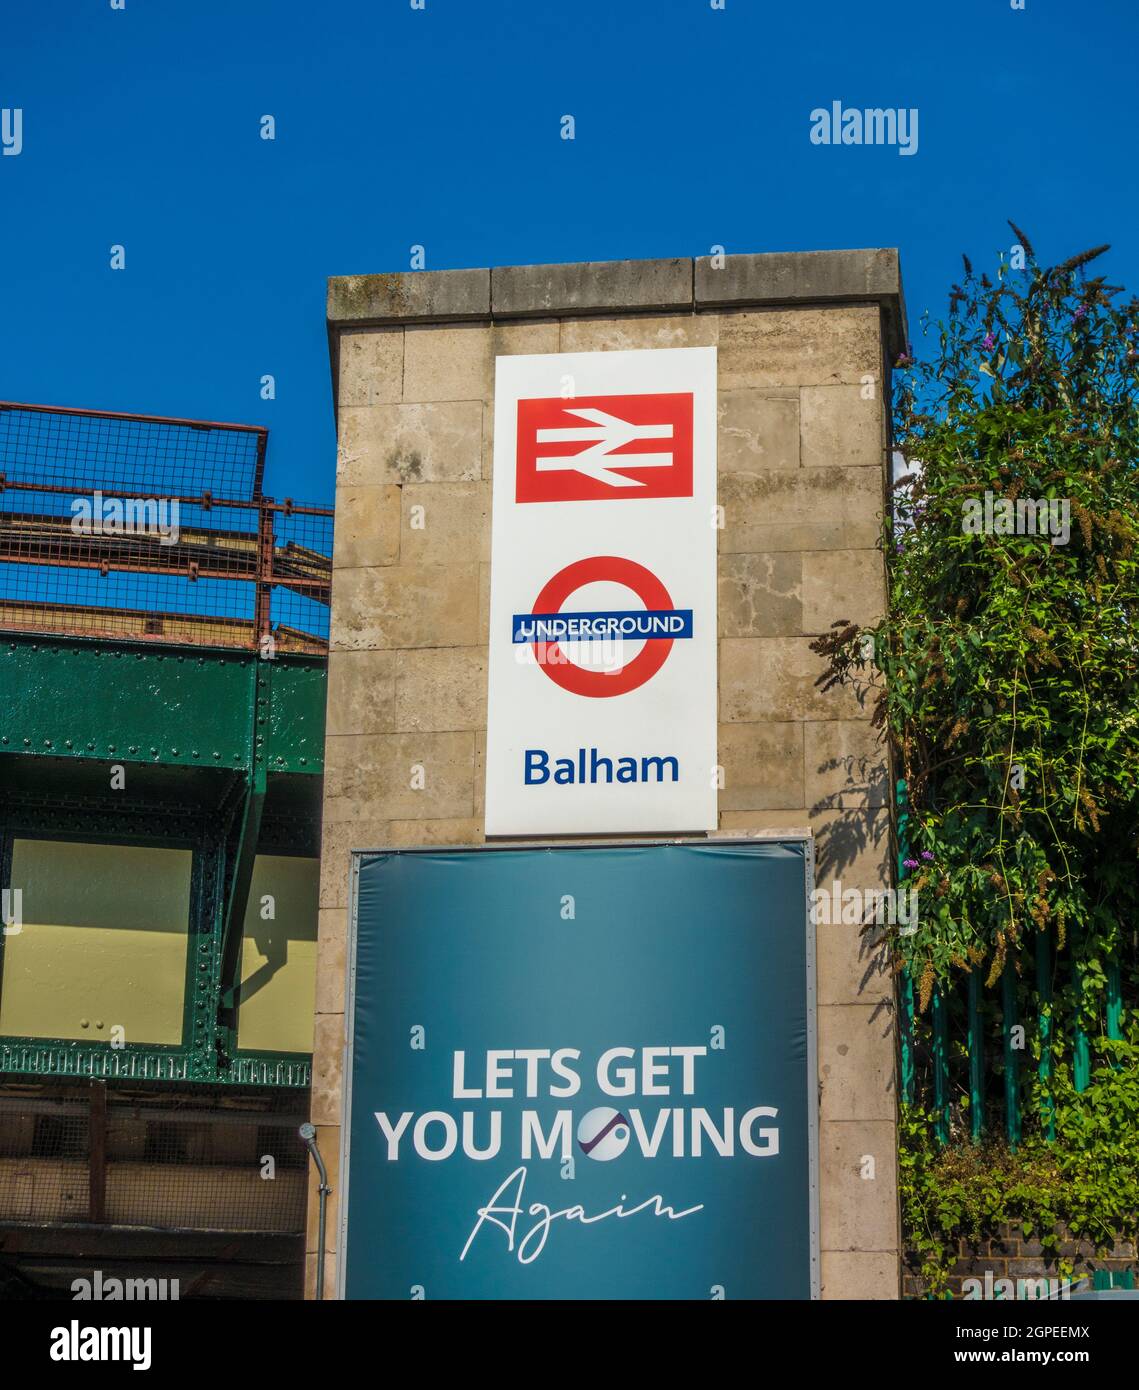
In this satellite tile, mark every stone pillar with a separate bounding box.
[310,250,907,1299]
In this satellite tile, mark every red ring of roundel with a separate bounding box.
[531,555,674,698]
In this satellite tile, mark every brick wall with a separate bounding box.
[904,1227,1139,1300]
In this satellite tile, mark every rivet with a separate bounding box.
[80,1019,89,1029]
[95,1020,104,1030]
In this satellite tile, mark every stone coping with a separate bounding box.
[327,248,907,355]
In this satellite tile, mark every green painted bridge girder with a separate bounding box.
[1,634,325,776]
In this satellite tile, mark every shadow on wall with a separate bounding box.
[810,750,895,1034]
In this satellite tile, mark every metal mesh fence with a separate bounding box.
[0,1083,308,1233]
[0,403,332,653]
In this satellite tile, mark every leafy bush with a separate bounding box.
[814,228,1139,1284]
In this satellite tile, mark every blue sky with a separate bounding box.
[2,0,1135,505]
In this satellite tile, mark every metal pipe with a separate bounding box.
[932,986,949,1145]
[1036,929,1055,1140]
[299,1122,332,1300]
[0,398,268,435]
[967,970,984,1142]
[1106,959,1123,1042]
[1002,962,1021,1149]
[1073,961,1090,1093]
[895,779,916,1106]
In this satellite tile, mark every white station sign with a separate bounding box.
[485,346,718,835]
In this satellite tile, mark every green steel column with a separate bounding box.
[1106,959,1123,1042]
[1035,930,1055,1141]
[218,660,270,1050]
[932,986,949,1145]
[1002,962,1021,1149]
[1073,962,1091,1094]
[967,970,984,1142]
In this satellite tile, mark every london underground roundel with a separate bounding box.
[526,555,682,698]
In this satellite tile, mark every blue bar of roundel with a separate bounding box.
[511,609,694,642]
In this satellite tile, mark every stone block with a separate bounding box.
[810,807,893,1006]
[331,485,401,569]
[304,1249,338,1301]
[491,320,560,357]
[324,731,476,820]
[477,562,492,644]
[695,247,905,359]
[717,809,811,835]
[805,720,888,812]
[717,722,804,811]
[311,1013,344,1127]
[394,647,487,732]
[810,808,891,888]
[388,817,484,846]
[337,330,403,406]
[815,912,892,1008]
[337,401,483,486]
[491,258,692,317]
[319,815,389,909]
[802,549,885,633]
[800,384,884,469]
[559,313,718,353]
[818,1004,896,1121]
[718,306,882,389]
[314,909,347,1016]
[818,1119,898,1251]
[474,729,486,818]
[325,650,397,737]
[720,466,882,553]
[718,552,802,637]
[821,1250,900,1300]
[328,268,490,324]
[400,482,490,564]
[720,637,868,722]
[695,247,900,302]
[329,564,480,650]
[718,390,800,472]
[402,323,492,402]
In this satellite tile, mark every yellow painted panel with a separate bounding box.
[0,840,192,1045]
[237,855,318,1055]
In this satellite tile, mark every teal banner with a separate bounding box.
[341,840,817,1299]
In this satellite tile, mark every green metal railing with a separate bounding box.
[896,780,1126,1147]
